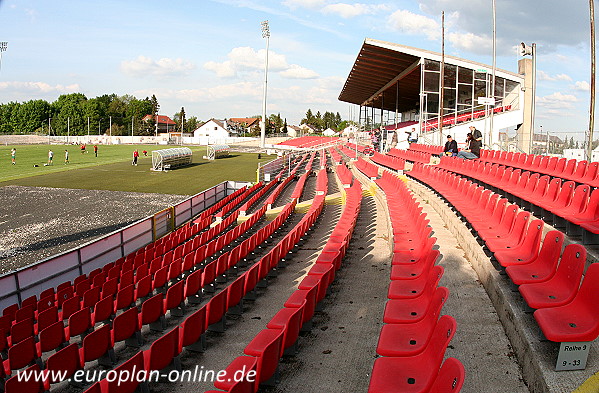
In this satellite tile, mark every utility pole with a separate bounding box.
[0,42,7,74]
[439,11,445,145]
[260,20,270,149]
[490,0,497,148]
[588,0,596,161]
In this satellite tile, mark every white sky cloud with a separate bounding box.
[204,46,318,80]
[0,81,80,94]
[322,3,390,18]
[387,9,439,40]
[120,56,196,78]
[538,70,573,82]
[279,65,319,79]
[282,0,326,10]
[537,92,578,110]
[447,32,491,54]
[573,81,590,91]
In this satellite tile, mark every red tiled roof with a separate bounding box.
[142,114,176,125]
[229,117,260,126]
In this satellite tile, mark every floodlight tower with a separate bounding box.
[0,42,7,73]
[520,42,536,154]
[260,20,270,149]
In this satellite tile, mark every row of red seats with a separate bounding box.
[335,163,353,188]
[206,169,362,393]
[328,147,343,164]
[0,206,264,382]
[290,172,310,199]
[409,164,599,348]
[388,148,431,164]
[479,150,599,188]
[6,189,299,393]
[197,186,250,221]
[12,197,299,393]
[276,136,340,149]
[408,143,443,155]
[354,157,379,179]
[345,143,369,154]
[1,168,296,388]
[369,171,464,393]
[215,183,264,219]
[370,151,405,171]
[239,180,278,215]
[338,145,357,160]
[438,156,599,243]
[422,106,512,132]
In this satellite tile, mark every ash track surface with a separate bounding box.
[0,185,186,274]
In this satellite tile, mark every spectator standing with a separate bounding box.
[469,126,482,144]
[11,148,16,165]
[94,145,98,157]
[132,149,139,166]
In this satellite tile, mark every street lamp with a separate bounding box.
[260,20,270,149]
[0,42,7,73]
[520,42,536,154]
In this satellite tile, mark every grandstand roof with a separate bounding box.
[338,38,523,112]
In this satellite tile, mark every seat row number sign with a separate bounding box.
[555,341,590,371]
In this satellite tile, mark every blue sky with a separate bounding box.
[0,0,594,139]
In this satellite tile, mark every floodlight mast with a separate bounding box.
[260,20,270,149]
[520,42,536,154]
[0,42,8,73]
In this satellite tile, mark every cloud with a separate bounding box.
[419,0,590,54]
[134,81,262,103]
[573,81,590,91]
[204,46,318,80]
[279,65,319,79]
[322,3,390,19]
[0,81,80,94]
[447,32,491,54]
[387,9,440,40]
[282,0,326,9]
[537,92,578,110]
[538,70,573,82]
[120,56,195,78]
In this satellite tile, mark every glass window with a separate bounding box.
[443,88,457,111]
[443,64,457,88]
[423,71,440,92]
[458,67,473,84]
[425,59,440,71]
[425,93,439,115]
[475,72,488,80]
[474,80,487,99]
[458,84,473,105]
[494,76,505,99]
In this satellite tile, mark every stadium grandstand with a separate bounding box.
[338,38,528,151]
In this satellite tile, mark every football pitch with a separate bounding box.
[0,144,275,195]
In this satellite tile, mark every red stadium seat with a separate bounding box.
[143,327,181,372]
[429,358,466,393]
[368,315,457,393]
[44,343,82,388]
[80,324,115,367]
[213,355,259,393]
[37,320,66,354]
[519,245,586,309]
[244,328,284,387]
[179,306,207,353]
[267,304,304,357]
[383,286,448,324]
[99,351,148,393]
[112,306,142,347]
[534,263,599,342]
[139,293,166,332]
[506,231,564,285]
[4,364,45,393]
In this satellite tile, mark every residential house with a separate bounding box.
[142,114,177,134]
[193,119,231,139]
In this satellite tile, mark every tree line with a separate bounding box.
[0,93,199,136]
[300,109,347,132]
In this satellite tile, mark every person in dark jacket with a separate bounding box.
[457,133,480,159]
[443,135,458,156]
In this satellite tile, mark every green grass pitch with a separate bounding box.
[0,144,275,195]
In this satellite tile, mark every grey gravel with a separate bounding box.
[0,185,186,274]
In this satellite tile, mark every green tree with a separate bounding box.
[52,93,87,135]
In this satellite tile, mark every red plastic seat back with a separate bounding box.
[112,307,139,343]
[4,364,45,393]
[46,343,82,384]
[180,306,207,349]
[81,324,112,363]
[101,352,145,393]
[145,327,179,371]
[244,328,284,384]
[7,336,37,370]
[140,293,164,326]
[207,288,229,326]
[38,320,66,353]
[430,358,466,393]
